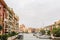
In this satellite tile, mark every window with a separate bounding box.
[0,7,1,10]
[0,4,2,10]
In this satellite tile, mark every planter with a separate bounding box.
[7,35,18,40]
[51,36,60,39]
[51,37,60,40]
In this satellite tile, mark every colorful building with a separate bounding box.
[0,0,19,35]
[0,0,7,35]
[20,24,25,32]
[28,27,32,33]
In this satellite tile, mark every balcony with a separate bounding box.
[4,19,7,21]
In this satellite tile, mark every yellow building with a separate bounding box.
[54,20,60,28]
[35,28,40,33]
[20,24,25,32]
[7,9,19,33]
[28,27,32,33]
[14,15,19,33]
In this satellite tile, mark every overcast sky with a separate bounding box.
[4,0,60,28]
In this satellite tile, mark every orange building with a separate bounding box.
[0,0,19,35]
[0,0,7,35]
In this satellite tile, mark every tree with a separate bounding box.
[10,31,17,36]
[47,30,50,35]
[40,29,45,35]
[52,27,60,37]
[0,25,3,31]
[1,34,8,40]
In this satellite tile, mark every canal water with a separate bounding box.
[23,33,52,40]
[15,33,59,40]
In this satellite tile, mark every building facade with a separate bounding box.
[14,14,19,33]
[0,0,19,35]
[0,0,7,35]
[20,24,25,32]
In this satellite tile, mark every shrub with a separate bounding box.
[0,31,18,40]
[52,27,60,37]
[47,30,50,35]
[0,35,2,39]
[0,25,3,31]
[40,29,45,35]
[0,34,8,40]
[8,31,17,37]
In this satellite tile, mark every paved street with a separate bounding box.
[23,33,51,40]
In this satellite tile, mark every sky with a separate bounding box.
[4,0,60,28]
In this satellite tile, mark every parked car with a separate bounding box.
[16,33,23,40]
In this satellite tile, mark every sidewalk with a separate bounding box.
[7,35,18,40]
